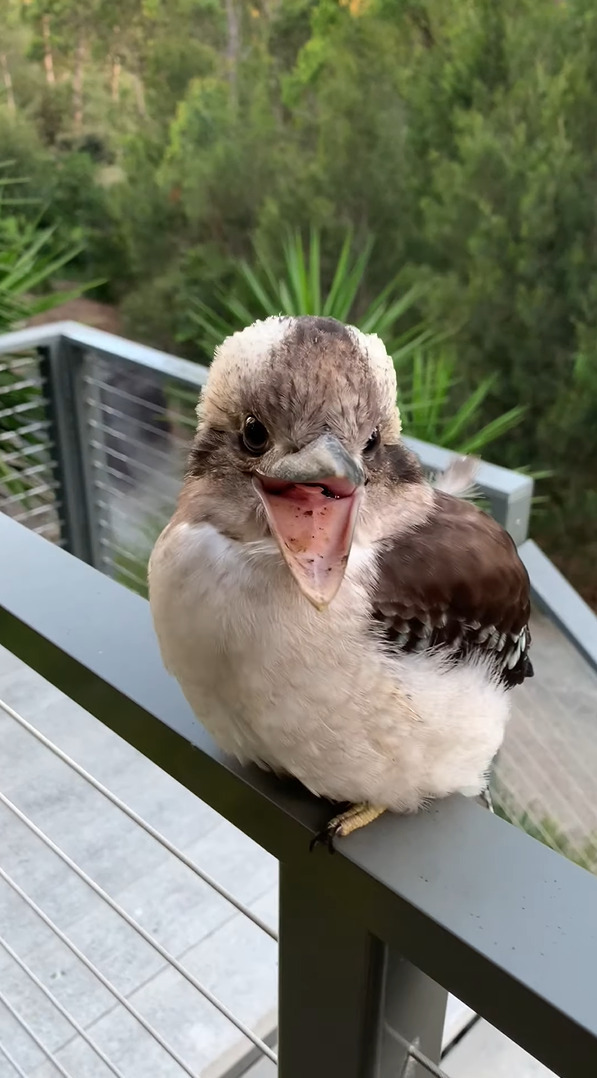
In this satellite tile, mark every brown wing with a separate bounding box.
[371,491,533,688]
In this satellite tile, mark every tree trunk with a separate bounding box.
[42,15,56,86]
[110,56,121,102]
[131,73,147,117]
[73,35,86,131]
[0,53,16,115]
[224,0,240,108]
[110,26,121,103]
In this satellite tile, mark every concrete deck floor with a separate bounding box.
[0,644,277,1077]
[1,600,595,1077]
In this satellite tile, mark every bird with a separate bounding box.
[148,315,533,847]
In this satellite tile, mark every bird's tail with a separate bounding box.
[432,455,481,500]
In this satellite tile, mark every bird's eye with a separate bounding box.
[242,415,269,454]
[364,428,380,454]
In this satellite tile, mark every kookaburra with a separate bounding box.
[149,316,532,845]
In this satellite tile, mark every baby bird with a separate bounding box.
[149,316,532,845]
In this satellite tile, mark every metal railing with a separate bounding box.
[1,322,597,1076]
[0,510,596,1078]
[0,674,279,1077]
[1,322,597,861]
[0,320,534,571]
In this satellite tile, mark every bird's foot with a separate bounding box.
[310,803,386,853]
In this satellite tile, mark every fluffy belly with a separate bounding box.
[149,522,510,812]
[166,633,508,813]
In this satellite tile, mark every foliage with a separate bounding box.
[112,543,150,598]
[1,0,596,602]
[0,191,83,330]
[111,514,170,598]
[0,165,85,499]
[0,160,97,330]
[493,783,597,875]
[190,226,525,457]
[398,349,525,454]
[188,228,433,361]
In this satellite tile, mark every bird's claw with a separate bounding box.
[309,802,386,853]
[309,801,352,853]
[309,824,339,854]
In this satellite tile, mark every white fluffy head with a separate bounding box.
[196,315,401,441]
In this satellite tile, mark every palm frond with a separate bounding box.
[187,228,526,465]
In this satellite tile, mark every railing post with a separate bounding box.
[278,862,447,1078]
[484,477,533,547]
[378,954,448,1077]
[278,861,383,1078]
[38,337,101,567]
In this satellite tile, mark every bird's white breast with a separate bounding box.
[148,522,511,811]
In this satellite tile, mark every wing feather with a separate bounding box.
[370,492,533,688]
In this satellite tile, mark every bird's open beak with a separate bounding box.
[254,434,364,609]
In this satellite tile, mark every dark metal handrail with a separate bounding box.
[0,511,596,1078]
[0,320,533,545]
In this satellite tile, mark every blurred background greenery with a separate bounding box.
[0,0,595,606]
